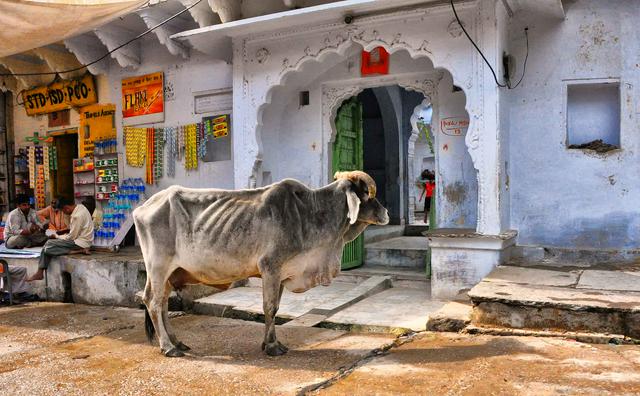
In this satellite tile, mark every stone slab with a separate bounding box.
[469,280,640,312]
[326,287,445,332]
[365,236,429,250]
[194,281,356,319]
[363,225,404,243]
[484,266,581,287]
[577,270,640,292]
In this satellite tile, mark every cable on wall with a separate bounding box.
[450,0,529,90]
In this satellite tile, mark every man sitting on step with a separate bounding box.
[28,197,94,282]
[4,194,48,249]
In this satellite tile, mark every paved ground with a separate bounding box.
[2,303,640,395]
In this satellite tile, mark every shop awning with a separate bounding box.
[0,0,149,57]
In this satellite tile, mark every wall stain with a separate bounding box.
[443,181,467,205]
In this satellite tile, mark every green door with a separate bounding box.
[332,97,364,270]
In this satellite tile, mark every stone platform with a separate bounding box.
[194,270,442,333]
[468,263,640,339]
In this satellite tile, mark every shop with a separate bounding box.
[4,45,233,250]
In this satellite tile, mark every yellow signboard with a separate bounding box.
[79,104,116,158]
[22,74,98,116]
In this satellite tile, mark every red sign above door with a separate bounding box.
[361,47,389,76]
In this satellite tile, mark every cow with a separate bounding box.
[134,170,389,357]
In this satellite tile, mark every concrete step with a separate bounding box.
[193,276,391,323]
[468,265,640,339]
[337,265,429,289]
[365,236,429,269]
[404,224,430,237]
[363,225,404,243]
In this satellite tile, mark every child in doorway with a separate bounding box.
[419,169,435,224]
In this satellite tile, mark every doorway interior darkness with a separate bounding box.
[356,86,425,226]
[53,132,78,200]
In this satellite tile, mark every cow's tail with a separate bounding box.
[144,307,156,343]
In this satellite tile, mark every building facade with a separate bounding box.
[1,0,638,297]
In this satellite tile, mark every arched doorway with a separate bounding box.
[259,45,478,272]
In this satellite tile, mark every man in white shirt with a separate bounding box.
[28,197,94,281]
[4,194,47,249]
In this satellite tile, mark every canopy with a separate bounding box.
[0,0,149,57]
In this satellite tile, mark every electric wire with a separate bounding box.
[0,0,204,77]
[508,27,529,89]
[450,0,528,89]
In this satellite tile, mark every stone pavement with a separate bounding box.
[2,303,640,395]
[469,264,640,338]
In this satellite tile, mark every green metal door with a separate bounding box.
[332,97,364,270]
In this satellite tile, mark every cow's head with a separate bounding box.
[334,171,389,226]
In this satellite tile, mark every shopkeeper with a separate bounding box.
[37,198,70,236]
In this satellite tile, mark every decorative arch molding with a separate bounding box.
[232,1,503,234]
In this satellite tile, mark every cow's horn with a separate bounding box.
[334,171,377,198]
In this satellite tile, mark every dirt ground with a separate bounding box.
[1,303,640,395]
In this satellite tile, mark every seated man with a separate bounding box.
[4,194,47,249]
[37,198,70,236]
[1,265,38,303]
[28,197,94,281]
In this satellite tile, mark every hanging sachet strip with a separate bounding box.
[198,122,208,159]
[28,146,36,189]
[42,146,50,181]
[125,127,146,167]
[154,127,164,181]
[185,123,198,170]
[146,128,155,185]
[164,127,177,178]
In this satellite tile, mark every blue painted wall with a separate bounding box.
[508,0,640,249]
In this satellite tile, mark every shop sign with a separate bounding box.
[22,74,97,116]
[440,117,470,136]
[121,72,164,125]
[79,104,116,157]
[361,47,389,76]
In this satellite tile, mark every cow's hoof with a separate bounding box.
[262,341,289,356]
[176,342,191,351]
[164,347,185,358]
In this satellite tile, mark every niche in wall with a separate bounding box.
[566,80,620,150]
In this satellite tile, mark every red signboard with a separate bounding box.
[361,47,389,76]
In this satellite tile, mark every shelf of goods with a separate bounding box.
[73,158,95,200]
[94,152,123,201]
[93,177,146,251]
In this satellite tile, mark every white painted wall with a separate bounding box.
[507,0,640,249]
[261,47,437,188]
[434,75,477,229]
[106,36,234,195]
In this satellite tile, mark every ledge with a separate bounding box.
[426,228,517,250]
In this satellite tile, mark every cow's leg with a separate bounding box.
[144,272,183,357]
[162,301,190,352]
[260,267,288,356]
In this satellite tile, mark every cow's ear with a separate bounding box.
[345,188,361,224]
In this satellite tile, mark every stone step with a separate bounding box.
[337,265,429,289]
[468,265,640,339]
[193,276,392,323]
[365,236,429,269]
[363,225,404,244]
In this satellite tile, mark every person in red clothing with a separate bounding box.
[420,169,436,223]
